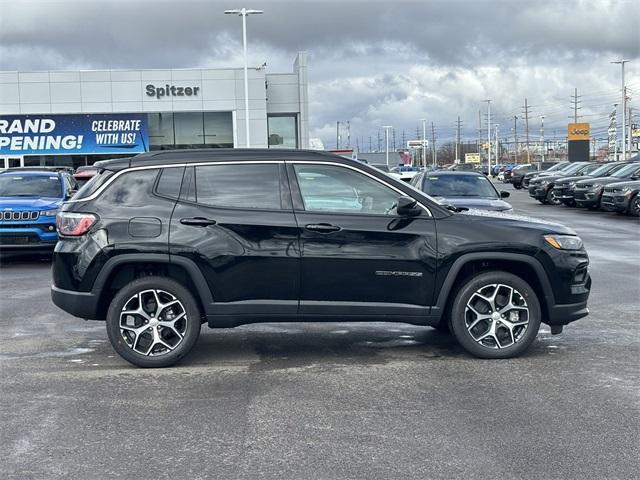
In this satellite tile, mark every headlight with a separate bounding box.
[622,187,632,194]
[41,209,60,217]
[544,234,583,250]
[568,182,576,188]
[590,183,602,190]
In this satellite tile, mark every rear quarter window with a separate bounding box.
[73,170,115,200]
[100,169,160,207]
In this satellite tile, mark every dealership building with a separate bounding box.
[0,53,309,169]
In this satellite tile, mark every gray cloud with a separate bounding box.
[0,0,638,147]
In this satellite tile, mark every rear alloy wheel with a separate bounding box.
[630,195,640,217]
[106,277,201,367]
[449,272,541,358]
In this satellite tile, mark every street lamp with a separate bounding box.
[611,59,630,160]
[225,7,264,148]
[382,126,393,169]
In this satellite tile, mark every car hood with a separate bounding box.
[0,197,62,210]
[554,175,592,185]
[530,174,567,184]
[435,196,512,211]
[458,209,576,235]
[575,176,631,186]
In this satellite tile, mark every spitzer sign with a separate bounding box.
[0,114,149,155]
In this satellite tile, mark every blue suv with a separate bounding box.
[0,169,77,250]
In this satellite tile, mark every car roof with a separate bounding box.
[0,169,62,177]
[422,170,484,176]
[95,148,352,171]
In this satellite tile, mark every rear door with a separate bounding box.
[287,161,437,318]
[169,161,300,316]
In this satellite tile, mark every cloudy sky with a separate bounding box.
[1,0,638,150]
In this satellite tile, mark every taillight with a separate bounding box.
[56,212,97,236]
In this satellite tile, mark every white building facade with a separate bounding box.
[0,53,309,169]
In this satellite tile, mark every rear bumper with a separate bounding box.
[51,284,101,320]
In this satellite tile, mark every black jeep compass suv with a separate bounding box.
[51,149,591,367]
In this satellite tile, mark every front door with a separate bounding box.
[169,162,300,316]
[287,162,437,319]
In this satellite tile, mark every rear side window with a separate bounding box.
[194,164,280,210]
[155,167,185,199]
[74,169,114,199]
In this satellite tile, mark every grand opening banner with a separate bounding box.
[0,114,149,155]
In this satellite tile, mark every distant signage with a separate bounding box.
[568,123,590,141]
[407,139,428,148]
[145,84,200,99]
[0,114,149,155]
[631,124,640,138]
[465,153,481,164]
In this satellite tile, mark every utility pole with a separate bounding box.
[421,119,427,168]
[431,121,437,167]
[401,130,406,150]
[336,121,340,149]
[377,129,381,152]
[570,88,582,123]
[494,124,499,162]
[611,60,630,159]
[540,116,545,163]
[455,116,462,162]
[392,128,396,152]
[369,135,372,153]
[513,115,518,163]
[346,121,351,148]
[522,98,531,165]
[483,100,491,175]
[477,110,482,154]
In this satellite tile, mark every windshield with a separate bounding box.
[562,163,589,175]
[611,163,640,178]
[0,175,62,198]
[421,174,498,198]
[546,163,567,172]
[589,163,619,177]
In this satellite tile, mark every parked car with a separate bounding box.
[411,170,512,212]
[73,166,99,187]
[447,163,476,172]
[521,162,569,188]
[474,164,490,175]
[600,180,640,216]
[51,149,591,367]
[573,162,640,209]
[528,162,593,204]
[509,164,536,188]
[389,165,419,182]
[0,169,77,250]
[552,162,629,207]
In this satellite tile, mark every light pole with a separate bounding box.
[611,60,630,160]
[382,126,393,169]
[540,116,545,162]
[494,123,499,164]
[483,99,491,175]
[225,7,264,148]
[420,118,427,168]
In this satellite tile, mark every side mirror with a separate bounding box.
[396,196,421,216]
[500,191,510,198]
[66,189,77,199]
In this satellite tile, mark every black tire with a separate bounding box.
[545,188,560,205]
[630,194,640,217]
[448,271,541,359]
[106,277,202,368]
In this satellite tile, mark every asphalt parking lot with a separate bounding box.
[1,188,638,480]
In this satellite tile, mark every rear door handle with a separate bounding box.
[180,217,217,227]
[305,223,341,233]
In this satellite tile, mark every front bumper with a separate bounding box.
[0,220,58,249]
[552,185,575,201]
[573,188,602,207]
[601,192,632,212]
[528,184,549,200]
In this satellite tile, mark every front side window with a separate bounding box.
[294,164,399,215]
[195,164,281,210]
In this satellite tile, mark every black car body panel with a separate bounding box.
[51,149,591,333]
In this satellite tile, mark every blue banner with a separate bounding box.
[0,114,149,155]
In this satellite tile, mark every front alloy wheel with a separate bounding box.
[465,284,529,349]
[630,195,640,217]
[449,271,541,358]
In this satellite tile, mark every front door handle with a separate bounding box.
[180,217,217,227]
[305,223,341,233]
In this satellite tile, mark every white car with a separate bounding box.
[497,171,506,182]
